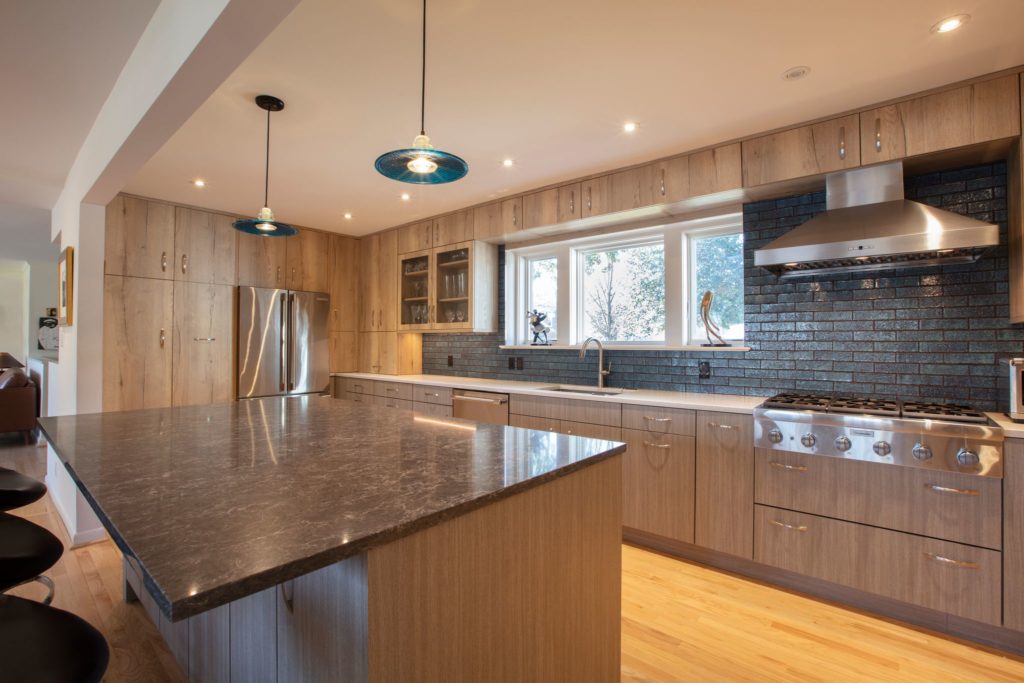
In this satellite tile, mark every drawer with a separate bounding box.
[341,378,374,395]
[510,394,621,426]
[622,404,695,436]
[373,381,413,401]
[413,385,452,405]
[622,429,695,543]
[559,420,621,441]
[754,449,1001,549]
[754,505,1001,625]
[510,414,561,432]
[413,401,452,418]
[376,396,413,410]
[345,391,371,405]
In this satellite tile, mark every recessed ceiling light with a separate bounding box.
[782,66,810,81]
[343,212,352,220]
[931,14,969,33]
[623,121,638,133]
[192,179,206,187]
[502,158,514,167]
[401,193,411,201]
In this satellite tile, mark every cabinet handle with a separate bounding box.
[838,126,846,160]
[385,387,397,393]
[192,337,216,342]
[279,582,294,612]
[642,415,672,423]
[161,251,167,272]
[587,186,592,210]
[181,253,188,274]
[512,204,518,227]
[159,328,165,348]
[569,190,575,214]
[291,267,296,281]
[874,118,882,153]
[276,266,281,283]
[769,519,808,532]
[659,169,666,196]
[769,461,808,472]
[924,552,978,570]
[925,483,979,496]
[708,422,735,430]
[642,440,671,450]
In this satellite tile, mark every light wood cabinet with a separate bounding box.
[581,165,655,218]
[413,401,451,418]
[433,210,473,247]
[1005,438,1024,631]
[286,228,330,292]
[171,282,235,407]
[523,182,582,228]
[694,411,754,558]
[398,241,498,333]
[621,404,694,436]
[102,275,173,411]
[473,197,522,241]
[649,156,690,204]
[105,195,175,280]
[357,332,421,375]
[861,74,1020,164]
[1010,77,1024,323]
[412,385,451,405]
[328,235,359,372]
[754,504,1002,626]
[173,207,237,285]
[687,143,743,196]
[397,220,433,254]
[237,232,288,289]
[621,429,695,543]
[510,394,621,426]
[742,114,861,186]
[359,230,397,331]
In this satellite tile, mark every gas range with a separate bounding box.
[753,392,1003,477]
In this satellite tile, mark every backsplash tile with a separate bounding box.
[423,161,1019,411]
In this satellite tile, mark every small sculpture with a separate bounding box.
[700,290,731,347]
[527,310,551,345]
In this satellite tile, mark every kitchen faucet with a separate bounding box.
[579,337,611,388]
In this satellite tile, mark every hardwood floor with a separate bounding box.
[4,436,1024,682]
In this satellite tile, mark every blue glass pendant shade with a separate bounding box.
[374,147,468,184]
[232,218,297,236]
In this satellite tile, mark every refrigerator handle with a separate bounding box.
[279,293,287,392]
[288,293,295,392]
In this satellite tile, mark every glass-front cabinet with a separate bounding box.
[397,240,497,333]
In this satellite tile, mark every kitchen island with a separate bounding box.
[38,395,625,682]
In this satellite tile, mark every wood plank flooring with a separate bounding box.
[4,436,1024,682]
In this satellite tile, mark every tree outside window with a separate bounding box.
[693,233,744,340]
[581,242,665,342]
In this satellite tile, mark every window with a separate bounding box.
[507,213,743,348]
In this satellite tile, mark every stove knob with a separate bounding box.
[956,447,980,468]
[912,443,932,461]
[800,433,816,448]
[834,436,852,452]
[767,429,783,444]
[872,441,892,456]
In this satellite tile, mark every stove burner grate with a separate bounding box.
[901,401,988,424]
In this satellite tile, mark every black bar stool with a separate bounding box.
[0,512,63,604]
[0,595,109,683]
[0,467,47,511]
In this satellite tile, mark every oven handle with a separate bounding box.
[452,395,508,405]
[769,461,808,472]
[924,484,979,496]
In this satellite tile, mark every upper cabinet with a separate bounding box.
[173,208,237,285]
[397,212,474,254]
[581,165,655,218]
[360,230,397,332]
[742,114,861,186]
[398,220,433,254]
[328,235,360,333]
[238,232,288,289]
[398,240,498,333]
[286,228,330,292]
[861,74,1020,164]
[686,144,743,196]
[523,182,582,229]
[473,197,522,242]
[105,195,175,280]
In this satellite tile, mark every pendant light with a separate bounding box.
[233,95,296,236]
[374,0,468,184]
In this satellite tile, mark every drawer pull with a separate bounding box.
[642,416,672,423]
[925,484,979,496]
[708,422,734,430]
[769,520,808,532]
[161,251,168,272]
[642,440,671,450]
[385,388,398,393]
[192,337,216,342]
[924,552,978,570]
[425,392,440,397]
[769,461,808,472]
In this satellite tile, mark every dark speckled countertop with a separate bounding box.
[38,396,624,621]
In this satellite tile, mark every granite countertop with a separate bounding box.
[38,396,624,621]
[332,373,765,414]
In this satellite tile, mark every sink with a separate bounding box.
[538,385,629,397]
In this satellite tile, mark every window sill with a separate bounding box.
[498,343,751,352]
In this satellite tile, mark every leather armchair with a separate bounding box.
[0,373,37,444]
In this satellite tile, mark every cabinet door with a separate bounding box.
[398,250,433,331]
[1005,439,1024,631]
[861,74,1020,164]
[358,332,381,373]
[650,156,689,204]
[377,230,398,331]
[359,235,381,331]
[103,275,173,411]
[398,220,432,254]
[172,282,235,406]
[432,243,472,331]
[694,411,754,558]
[621,429,695,543]
[105,195,175,280]
[173,208,237,285]
[329,331,358,373]
[523,182,582,229]
[328,235,359,333]
[742,114,860,186]
[238,232,288,289]
[433,210,473,247]
[473,198,522,241]
[581,165,655,218]
[286,228,330,292]
[277,558,368,682]
[688,143,742,196]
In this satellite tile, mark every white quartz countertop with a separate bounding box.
[332,372,764,414]
[986,412,1024,439]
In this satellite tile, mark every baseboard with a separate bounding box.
[623,528,1024,657]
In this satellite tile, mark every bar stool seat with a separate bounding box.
[0,595,109,683]
[0,512,63,593]
[0,467,47,511]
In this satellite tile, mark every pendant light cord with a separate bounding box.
[420,0,426,136]
[264,107,271,207]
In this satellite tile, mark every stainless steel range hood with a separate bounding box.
[753,162,999,278]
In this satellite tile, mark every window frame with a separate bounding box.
[687,227,747,343]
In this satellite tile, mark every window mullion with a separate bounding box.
[557,245,572,345]
[664,230,684,346]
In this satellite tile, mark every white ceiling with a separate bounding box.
[125,0,1024,237]
[0,0,160,261]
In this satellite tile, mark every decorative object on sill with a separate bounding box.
[57,246,73,326]
[45,308,56,317]
[699,290,730,347]
[232,95,296,237]
[374,0,468,185]
[528,310,551,345]
[37,317,58,351]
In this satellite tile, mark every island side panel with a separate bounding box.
[366,455,623,683]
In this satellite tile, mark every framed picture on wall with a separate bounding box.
[58,246,74,327]
[37,317,58,350]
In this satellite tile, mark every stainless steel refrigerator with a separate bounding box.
[237,287,330,398]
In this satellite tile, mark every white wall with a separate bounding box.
[0,260,28,363]
[26,259,57,359]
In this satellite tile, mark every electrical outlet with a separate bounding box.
[698,361,711,379]
[508,357,515,370]
[447,355,454,367]
[516,357,524,370]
